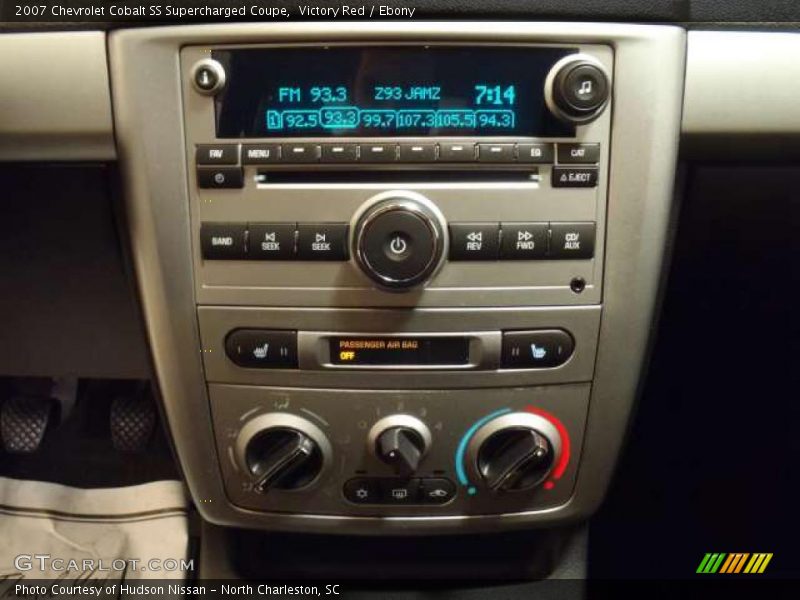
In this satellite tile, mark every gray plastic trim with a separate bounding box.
[683,31,800,137]
[0,32,115,162]
[109,22,684,533]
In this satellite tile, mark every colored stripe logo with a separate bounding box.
[697,553,773,574]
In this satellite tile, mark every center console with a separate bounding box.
[109,23,685,534]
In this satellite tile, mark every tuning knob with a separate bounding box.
[368,415,432,476]
[235,414,331,493]
[545,54,610,124]
[467,412,562,493]
[352,191,447,290]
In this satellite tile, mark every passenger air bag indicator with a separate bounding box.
[329,337,469,366]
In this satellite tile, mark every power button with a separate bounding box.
[354,196,447,290]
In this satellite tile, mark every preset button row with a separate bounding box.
[200,222,348,260]
[195,143,600,165]
[449,222,596,260]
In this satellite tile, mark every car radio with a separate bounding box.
[110,23,683,533]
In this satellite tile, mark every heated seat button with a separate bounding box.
[449,223,500,260]
[419,478,456,504]
[297,223,349,260]
[248,223,296,260]
[200,223,246,259]
[224,329,298,369]
[502,330,575,369]
[197,167,244,189]
[343,478,381,504]
[378,479,420,504]
[557,143,600,164]
[500,223,548,259]
[550,222,596,259]
[196,144,239,165]
[552,166,598,188]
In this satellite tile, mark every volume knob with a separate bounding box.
[352,192,447,290]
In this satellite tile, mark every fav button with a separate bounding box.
[549,222,596,259]
[297,223,349,260]
[224,329,298,369]
[200,223,246,260]
[196,145,239,165]
[248,223,296,260]
[500,223,548,259]
[449,223,500,260]
[501,330,575,369]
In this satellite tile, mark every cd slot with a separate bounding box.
[256,169,539,184]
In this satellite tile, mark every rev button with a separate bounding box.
[449,223,500,260]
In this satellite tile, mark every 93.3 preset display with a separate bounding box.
[213,47,575,138]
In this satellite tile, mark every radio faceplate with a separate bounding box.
[181,43,612,308]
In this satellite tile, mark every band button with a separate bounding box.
[200,222,246,259]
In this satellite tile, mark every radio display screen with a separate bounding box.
[329,337,470,366]
[212,47,575,138]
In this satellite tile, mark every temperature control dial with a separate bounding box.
[235,413,331,493]
[368,415,432,476]
[545,54,610,124]
[467,412,562,493]
[352,192,447,290]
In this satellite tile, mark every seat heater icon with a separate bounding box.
[530,344,547,360]
[253,343,269,359]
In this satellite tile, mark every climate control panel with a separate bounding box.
[212,384,587,518]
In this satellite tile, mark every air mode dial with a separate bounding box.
[352,192,448,290]
[235,413,332,493]
[467,412,562,493]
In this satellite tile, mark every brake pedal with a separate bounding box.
[1,395,53,453]
[110,393,156,452]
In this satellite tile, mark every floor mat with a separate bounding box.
[0,477,189,582]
